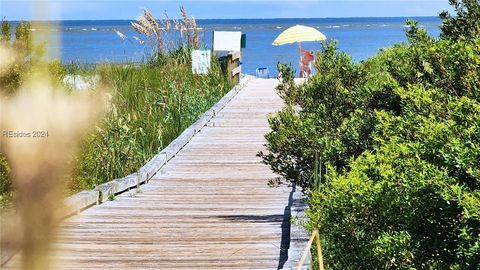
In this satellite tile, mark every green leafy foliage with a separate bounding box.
[261,3,480,268]
[260,41,398,190]
[440,0,480,40]
[276,62,296,104]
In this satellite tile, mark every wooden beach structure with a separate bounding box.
[2,77,310,269]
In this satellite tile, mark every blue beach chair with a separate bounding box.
[256,67,270,78]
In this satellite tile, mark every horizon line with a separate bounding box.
[4,15,442,21]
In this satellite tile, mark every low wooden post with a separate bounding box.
[227,51,241,85]
[297,229,325,270]
[315,230,325,270]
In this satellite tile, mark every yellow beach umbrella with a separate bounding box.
[273,25,326,78]
[272,25,326,46]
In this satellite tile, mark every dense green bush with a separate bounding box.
[261,41,397,190]
[260,1,480,268]
[440,0,480,40]
[308,84,480,268]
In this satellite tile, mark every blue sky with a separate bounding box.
[1,0,454,20]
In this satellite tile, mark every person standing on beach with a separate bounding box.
[300,49,314,78]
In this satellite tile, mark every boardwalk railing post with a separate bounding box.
[315,230,325,270]
[227,51,241,85]
[296,229,325,270]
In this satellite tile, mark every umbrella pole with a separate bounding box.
[298,42,303,78]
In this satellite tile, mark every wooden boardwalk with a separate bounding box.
[5,78,304,269]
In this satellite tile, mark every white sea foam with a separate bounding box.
[276,26,282,29]
[82,28,88,31]
[91,28,97,31]
[325,25,347,29]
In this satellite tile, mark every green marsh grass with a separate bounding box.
[70,48,230,192]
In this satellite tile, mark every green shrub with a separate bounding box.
[276,63,296,104]
[261,1,480,268]
[440,0,480,40]
[260,41,399,189]
[308,85,480,268]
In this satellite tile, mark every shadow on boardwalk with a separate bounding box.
[217,184,299,269]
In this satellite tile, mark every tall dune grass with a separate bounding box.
[131,6,200,59]
[0,8,229,195]
[67,8,228,191]
[70,48,229,192]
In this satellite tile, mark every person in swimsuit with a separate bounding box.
[300,49,314,78]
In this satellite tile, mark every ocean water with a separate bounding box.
[21,17,442,75]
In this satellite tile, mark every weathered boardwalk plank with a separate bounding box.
[4,78,306,269]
